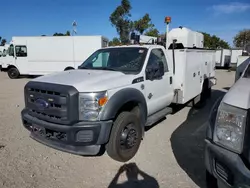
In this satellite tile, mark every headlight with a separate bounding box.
[79,91,108,121]
[213,102,247,153]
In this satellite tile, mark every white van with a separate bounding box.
[1,36,108,79]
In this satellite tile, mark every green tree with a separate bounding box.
[53,33,64,36]
[144,28,159,37]
[109,0,132,44]
[109,37,121,46]
[133,13,154,34]
[233,29,250,48]
[201,32,230,49]
[0,38,7,46]
[53,30,71,36]
[65,30,71,36]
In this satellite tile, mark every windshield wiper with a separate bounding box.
[79,67,120,72]
[98,67,118,71]
[78,66,91,70]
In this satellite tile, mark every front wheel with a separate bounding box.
[7,67,20,79]
[106,112,142,162]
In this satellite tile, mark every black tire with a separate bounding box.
[7,67,20,79]
[206,170,218,188]
[106,111,142,162]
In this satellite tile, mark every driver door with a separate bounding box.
[14,45,29,74]
[144,48,174,116]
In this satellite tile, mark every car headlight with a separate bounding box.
[79,91,108,121]
[213,102,247,153]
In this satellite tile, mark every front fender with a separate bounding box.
[100,88,147,124]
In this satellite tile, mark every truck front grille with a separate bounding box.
[24,81,79,125]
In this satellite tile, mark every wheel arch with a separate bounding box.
[7,65,18,70]
[100,88,147,125]
[64,66,75,71]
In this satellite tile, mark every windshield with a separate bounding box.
[79,47,148,74]
[243,63,250,78]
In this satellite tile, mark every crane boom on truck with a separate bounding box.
[21,18,217,162]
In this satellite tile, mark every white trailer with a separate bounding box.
[231,49,243,66]
[215,49,232,68]
[1,36,108,78]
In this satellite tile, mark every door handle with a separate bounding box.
[170,76,172,84]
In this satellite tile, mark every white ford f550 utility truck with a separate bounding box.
[21,26,217,162]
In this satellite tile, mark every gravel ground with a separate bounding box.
[0,70,235,188]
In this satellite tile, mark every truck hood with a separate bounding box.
[34,69,136,92]
[222,77,250,109]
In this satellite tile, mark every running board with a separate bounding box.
[145,107,173,127]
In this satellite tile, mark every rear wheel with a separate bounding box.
[7,67,20,79]
[106,112,142,162]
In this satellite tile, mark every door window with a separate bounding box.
[15,46,27,57]
[146,49,169,72]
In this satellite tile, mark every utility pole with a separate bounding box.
[72,20,77,36]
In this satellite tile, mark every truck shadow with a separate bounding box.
[108,163,159,188]
[170,89,226,188]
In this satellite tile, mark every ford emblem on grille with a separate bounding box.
[35,99,49,110]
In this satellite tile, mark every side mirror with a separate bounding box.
[146,61,164,80]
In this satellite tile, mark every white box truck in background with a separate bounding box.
[0,44,9,57]
[231,49,243,66]
[0,44,10,69]
[215,49,232,68]
[1,36,108,79]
